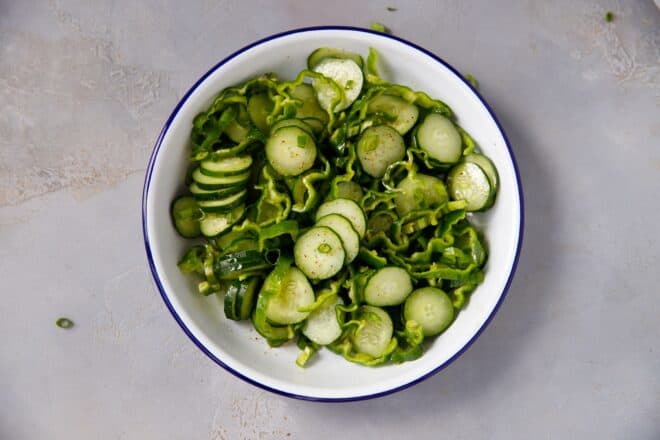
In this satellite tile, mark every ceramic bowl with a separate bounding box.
[142,26,523,401]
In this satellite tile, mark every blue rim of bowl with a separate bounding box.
[142,25,524,402]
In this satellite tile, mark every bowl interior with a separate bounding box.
[144,28,522,400]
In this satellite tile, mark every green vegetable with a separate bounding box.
[605,11,615,22]
[56,318,74,329]
[464,73,479,89]
[171,46,500,368]
[370,22,389,34]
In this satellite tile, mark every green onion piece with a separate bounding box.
[464,74,479,89]
[387,6,397,12]
[318,243,332,254]
[370,22,389,33]
[297,135,308,148]
[605,11,615,22]
[56,318,74,329]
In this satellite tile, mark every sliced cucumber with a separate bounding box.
[224,104,250,143]
[307,47,364,69]
[225,119,250,143]
[366,211,396,236]
[192,168,250,190]
[270,118,315,138]
[367,94,419,135]
[200,155,252,177]
[357,125,406,178]
[197,190,246,213]
[247,93,273,134]
[447,162,492,211]
[395,173,448,216]
[300,117,325,133]
[290,84,328,132]
[416,113,462,164]
[316,214,360,263]
[351,306,393,358]
[224,277,260,321]
[294,226,345,280]
[465,153,498,197]
[315,198,366,238]
[333,181,364,203]
[265,126,317,177]
[189,182,246,201]
[404,287,454,336]
[199,205,245,237]
[171,196,201,238]
[302,296,344,345]
[313,58,363,112]
[265,267,315,325]
[364,266,413,306]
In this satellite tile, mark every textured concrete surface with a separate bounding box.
[1,1,659,439]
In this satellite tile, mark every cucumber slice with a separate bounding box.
[171,196,201,238]
[265,267,315,324]
[189,182,246,201]
[225,119,250,143]
[316,214,360,263]
[290,84,328,132]
[300,117,325,133]
[416,113,462,164]
[247,93,273,134]
[312,74,344,114]
[357,125,406,178]
[315,198,366,238]
[199,205,245,237]
[294,226,345,280]
[404,287,454,336]
[224,277,260,321]
[200,155,252,177]
[395,173,448,216]
[307,47,364,69]
[302,296,344,345]
[197,190,246,213]
[270,118,315,138]
[192,168,250,190]
[364,266,413,306]
[351,306,393,358]
[224,104,250,143]
[265,126,317,177]
[465,153,499,196]
[447,162,492,211]
[313,58,364,112]
[332,181,364,203]
[367,94,419,135]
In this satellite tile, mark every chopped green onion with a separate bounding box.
[605,11,615,22]
[370,22,389,34]
[387,6,397,12]
[297,135,308,148]
[464,74,479,89]
[318,243,332,254]
[56,318,74,329]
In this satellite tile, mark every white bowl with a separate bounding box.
[142,26,523,401]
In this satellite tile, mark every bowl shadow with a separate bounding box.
[282,97,561,415]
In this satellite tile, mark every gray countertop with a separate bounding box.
[1,1,659,438]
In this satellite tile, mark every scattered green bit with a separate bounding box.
[56,318,74,329]
[345,79,355,90]
[605,11,615,22]
[387,6,397,12]
[297,135,308,148]
[318,243,332,254]
[370,22,389,34]
[464,73,479,89]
